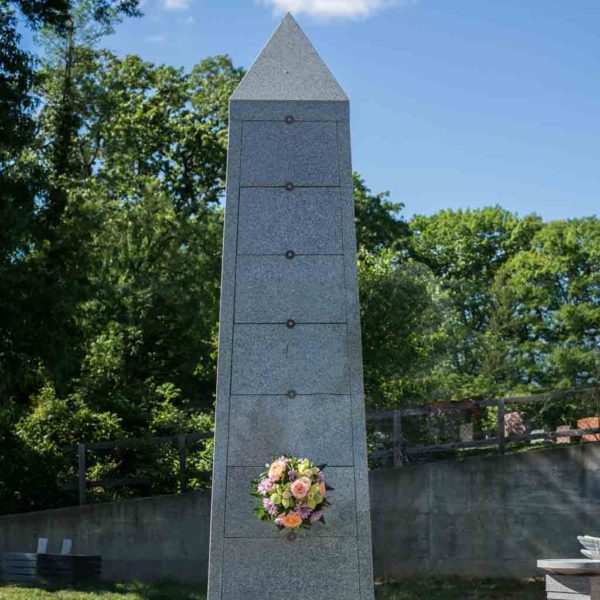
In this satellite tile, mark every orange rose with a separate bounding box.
[319,480,326,498]
[268,459,286,481]
[281,513,302,529]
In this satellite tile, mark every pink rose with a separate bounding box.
[290,476,311,499]
[268,460,286,482]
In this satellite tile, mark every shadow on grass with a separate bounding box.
[0,578,207,600]
[374,577,545,600]
[1,577,544,600]
[109,579,207,600]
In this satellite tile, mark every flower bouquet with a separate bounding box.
[252,456,332,530]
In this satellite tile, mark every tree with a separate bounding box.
[491,218,600,391]
[353,173,410,254]
[408,207,543,398]
[0,45,244,512]
[359,250,453,409]
[1,1,142,401]
[0,0,71,403]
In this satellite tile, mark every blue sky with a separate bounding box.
[32,0,600,220]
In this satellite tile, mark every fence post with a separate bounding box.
[178,434,187,493]
[77,443,87,505]
[497,398,506,455]
[393,410,404,467]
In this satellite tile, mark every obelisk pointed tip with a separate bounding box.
[280,11,299,26]
[230,11,348,102]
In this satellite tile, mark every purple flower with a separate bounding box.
[316,470,325,483]
[287,469,297,481]
[257,479,274,493]
[274,516,283,526]
[295,503,313,520]
[309,510,324,523]
[263,498,277,516]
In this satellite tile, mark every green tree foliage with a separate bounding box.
[359,251,452,409]
[0,1,69,402]
[491,218,600,390]
[0,1,242,511]
[0,4,598,513]
[408,207,544,398]
[353,173,410,253]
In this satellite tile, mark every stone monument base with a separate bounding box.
[539,559,600,599]
[545,574,600,599]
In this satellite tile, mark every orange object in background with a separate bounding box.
[577,417,600,442]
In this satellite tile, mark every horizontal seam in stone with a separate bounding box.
[233,321,347,325]
[222,535,359,539]
[229,392,350,397]
[236,253,345,256]
[231,119,344,123]
[239,184,340,189]
[226,464,355,467]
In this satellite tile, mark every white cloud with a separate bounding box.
[260,0,402,19]
[146,32,167,43]
[163,0,190,11]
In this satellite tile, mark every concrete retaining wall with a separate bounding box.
[371,444,600,578]
[0,492,211,584]
[1,444,598,582]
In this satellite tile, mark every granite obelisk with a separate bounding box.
[208,14,374,599]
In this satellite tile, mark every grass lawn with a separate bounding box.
[0,577,545,599]
[375,577,544,599]
[0,580,205,600]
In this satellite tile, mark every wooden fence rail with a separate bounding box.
[65,432,212,506]
[66,386,599,504]
[367,386,600,467]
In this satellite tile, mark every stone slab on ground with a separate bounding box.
[540,561,600,599]
[545,574,600,599]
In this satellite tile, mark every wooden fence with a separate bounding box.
[66,432,212,506]
[65,386,600,504]
[367,386,600,467]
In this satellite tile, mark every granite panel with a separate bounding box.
[240,121,339,186]
[237,187,343,255]
[224,467,357,538]
[235,255,346,323]
[221,536,360,600]
[230,100,348,121]
[227,395,354,466]
[231,324,350,395]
